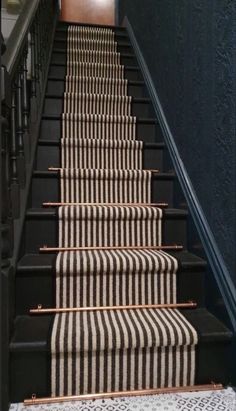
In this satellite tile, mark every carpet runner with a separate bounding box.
[62,114,136,140]
[65,76,128,95]
[50,24,198,397]
[64,93,132,115]
[55,250,178,307]
[67,50,121,65]
[61,139,143,169]
[59,170,152,202]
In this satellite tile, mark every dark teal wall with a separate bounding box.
[119,0,236,285]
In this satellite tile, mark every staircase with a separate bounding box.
[10,21,233,403]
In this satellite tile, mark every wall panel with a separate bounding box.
[119,0,236,285]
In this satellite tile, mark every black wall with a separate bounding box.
[119,0,236,286]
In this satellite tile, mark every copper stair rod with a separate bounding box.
[48,167,160,172]
[40,245,183,252]
[30,301,197,314]
[43,202,169,207]
[24,384,223,406]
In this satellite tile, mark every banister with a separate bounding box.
[1,3,59,409]
[2,0,40,82]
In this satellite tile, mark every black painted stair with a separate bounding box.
[10,20,233,402]
[10,309,232,401]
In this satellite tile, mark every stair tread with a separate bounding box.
[56,24,128,32]
[45,94,150,103]
[55,33,129,40]
[41,114,157,123]
[17,250,207,273]
[10,308,232,352]
[26,206,185,218]
[32,170,174,178]
[47,77,145,86]
[38,139,165,149]
[52,48,134,57]
[182,309,233,341]
[50,63,139,70]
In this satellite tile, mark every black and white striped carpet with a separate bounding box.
[50,24,198,397]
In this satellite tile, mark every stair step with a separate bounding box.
[15,250,206,314]
[54,32,129,43]
[46,78,146,98]
[56,22,128,34]
[49,64,143,81]
[51,49,136,67]
[30,171,175,207]
[40,115,162,143]
[43,95,153,118]
[9,309,233,401]
[23,207,187,253]
[36,140,165,171]
[53,41,132,54]
[17,251,207,272]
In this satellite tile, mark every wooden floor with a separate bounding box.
[60,0,115,26]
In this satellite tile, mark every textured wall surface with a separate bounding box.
[119,0,236,285]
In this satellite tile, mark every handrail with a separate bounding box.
[2,0,39,82]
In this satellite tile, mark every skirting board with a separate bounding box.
[123,16,236,332]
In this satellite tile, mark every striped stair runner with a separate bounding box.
[59,169,152,202]
[61,139,143,169]
[65,76,128,95]
[50,24,198,397]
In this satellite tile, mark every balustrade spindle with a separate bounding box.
[10,84,20,218]
[34,13,40,88]
[22,45,30,161]
[30,24,37,122]
[1,116,12,229]
[38,5,43,87]
[16,66,25,188]
[41,1,47,72]
[1,3,59,409]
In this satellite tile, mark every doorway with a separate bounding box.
[60,0,116,26]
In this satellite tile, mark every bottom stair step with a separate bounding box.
[50,308,198,396]
[10,309,232,402]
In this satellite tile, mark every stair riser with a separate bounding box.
[23,214,186,253]
[10,340,231,402]
[54,30,131,41]
[44,97,152,117]
[35,144,164,171]
[40,118,162,143]
[56,24,128,35]
[30,175,174,207]
[54,41,132,55]
[49,65,142,81]
[43,97,152,118]
[51,51,136,67]
[54,37,130,47]
[46,79,146,98]
[55,27,130,36]
[15,269,205,315]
